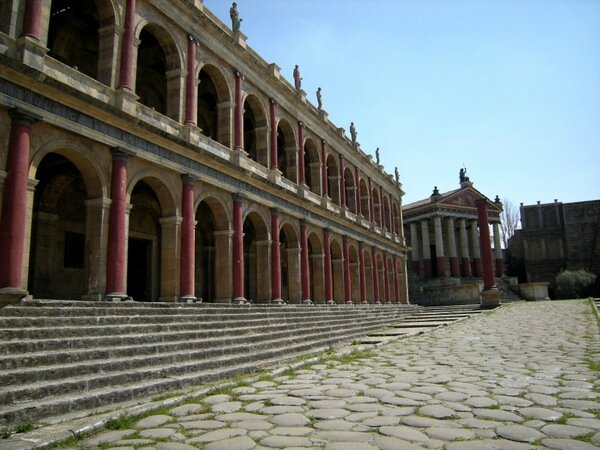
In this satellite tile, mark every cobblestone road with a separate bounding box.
[76,300,600,449]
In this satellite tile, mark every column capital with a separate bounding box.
[9,108,41,127]
[111,146,135,160]
[299,218,307,227]
[188,34,199,45]
[298,120,304,128]
[233,192,245,202]
[323,227,331,236]
[234,69,244,80]
[270,207,281,216]
[182,174,197,185]
[269,97,277,106]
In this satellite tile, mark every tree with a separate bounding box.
[500,198,519,248]
[555,269,597,299]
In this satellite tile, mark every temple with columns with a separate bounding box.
[0,0,409,305]
[403,175,504,305]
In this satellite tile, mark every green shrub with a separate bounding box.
[555,269,597,299]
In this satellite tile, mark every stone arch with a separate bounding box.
[195,192,231,302]
[127,173,178,301]
[135,22,183,120]
[326,153,340,205]
[359,178,369,219]
[46,0,117,85]
[243,208,270,302]
[276,118,297,182]
[280,219,300,303]
[303,138,321,195]
[344,166,357,213]
[243,94,268,167]
[307,230,324,303]
[348,243,360,302]
[330,237,344,302]
[197,63,232,147]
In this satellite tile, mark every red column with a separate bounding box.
[234,71,244,151]
[321,140,328,198]
[118,0,136,90]
[342,237,351,304]
[184,36,197,126]
[393,256,401,303]
[180,175,196,301]
[355,169,361,216]
[23,0,43,40]
[300,220,311,303]
[359,243,367,304]
[371,247,380,303]
[384,254,391,303]
[269,99,278,170]
[388,195,394,231]
[232,194,245,302]
[391,203,396,234]
[339,155,346,208]
[323,229,333,304]
[106,148,130,299]
[297,122,305,185]
[271,209,282,302]
[0,110,37,291]
[476,199,496,289]
[368,178,374,222]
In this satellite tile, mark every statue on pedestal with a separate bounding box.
[293,65,302,90]
[459,166,470,183]
[316,87,322,109]
[350,122,357,144]
[395,167,399,184]
[230,2,242,32]
[375,147,380,165]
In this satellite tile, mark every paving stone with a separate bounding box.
[179,420,225,430]
[270,426,313,436]
[495,424,545,442]
[169,404,204,416]
[307,408,350,419]
[435,391,470,402]
[205,436,256,450]
[518,406,562,421]
[248,430,269,439]
[424,427,476,440]
[527,384,560,395]
[260,405,304,415]
[187,428,246,443]
[216,412,268,422]
[139,428,176,439]
[525,392,558,406]
[541,438,600,450]
[325,443,378,450]
[541,424,595,438]
[134,415,173,429]
[361,416,401,426]
[314,430,374,442]
[444,441,496,450]
[401,414,458,428]
[271,396,306,406]
[371,435,424,450]
[566,418,600,431]
[560,400,600,410]
[270,413,310,427]
[418,404,456,419]
[472,408,524,422]
[345,402,388,412]
[494,395,534,407]
[459,418,503,429]
[326,388,358,397]
[313,419,355,431]
[308,399,346,409]
[80,430,136,447]
[155,443,199,450]
[478,438,535,449]
[379,425,429,442]
[203,394,231,405]
[522,419,546,428]
[464,396,498,408]
[211,401,242,413]
[259,435,314,448]
[236,420,274,430]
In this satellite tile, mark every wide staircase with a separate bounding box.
[0,299,420,427]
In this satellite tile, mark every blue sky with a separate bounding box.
[207,0,600,206]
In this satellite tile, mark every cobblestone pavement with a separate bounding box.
[75,300,600,449]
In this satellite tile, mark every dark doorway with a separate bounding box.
[128,238,151,301]
[430,245,438,277]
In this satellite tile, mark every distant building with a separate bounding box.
[508,199,600,292]
[403,177,504,280]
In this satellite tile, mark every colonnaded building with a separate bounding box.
[0,0,408,304]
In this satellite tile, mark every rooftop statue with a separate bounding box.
[375,147,380,165]
[293,65,302,90]
[350,122,357,144]
[316,87,322,109]
[230,2,242,32]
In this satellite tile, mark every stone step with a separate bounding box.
[0,314,402,383]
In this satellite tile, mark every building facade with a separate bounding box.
[403,178,503,280]
[508,199,600,286]
[0,0,408,304]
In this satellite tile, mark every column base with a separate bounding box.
[0,288,28,308]
[327,299,336,305]
[16,36,47,71]
[115,88,139,116]
[104,293,132,302]
[271,298,285,305]
[345,300,353,305]
[361,300,369,305]
[480,288,501,309]
[178,295,198,303]
[233,296,247,305]
[302,299,313,305]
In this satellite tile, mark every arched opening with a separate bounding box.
[280,222,300,303]
[393,201,401,235]
[128,180,161,301]
[349,245,360,302]
[308,232,324,303]
[304,139,321,195]
[243,212,269,302]
[136,28,167,114]
[344,166,356,213]
[47,0,115,84]
[326,154,340,205]
[383,196,391,231]
[330,239,344,302]
[135,25,181,120]
[197,65,231,147]
[376,253,385,302]
[372,187,382,227]
[276,119,296,182]
[364,249,374,302]
[29,153,87,299]
[359,179,369,219]
[243,96,268,166]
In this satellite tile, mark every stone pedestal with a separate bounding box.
[0,288,27,308]
[519,282,550,301]
[480,288,501,309]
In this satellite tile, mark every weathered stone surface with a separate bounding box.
[473,408,524,422]
[187,428,246,443]
[418,404,456,419]
[496,424,545,442]
[306,408,350,419]
[134,415,173,429]
[314,430,374,442]
[139,428,176,439]
[379,425,429,442]
[518,407,562,421]
[425,427,476,440]
[205,436,256,450]
[269,413,310,427]
[541,438,600,450]
[541,424,595,438]
[259,435,314,448]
